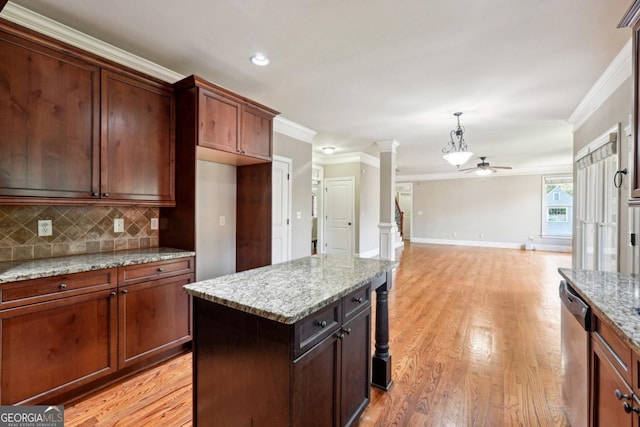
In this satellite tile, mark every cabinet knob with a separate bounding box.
[110,291,116,297]
[157,268,164,272]
[316,320,327,328]
[623,402,640,414]
[616,389,631,401]
[352,297,363,304]
[341,327,351,335]
[103,192,110,197]
[121,289,128,294]
[59,283,67,290]
[92,192,99,197]
[335,333,345,340]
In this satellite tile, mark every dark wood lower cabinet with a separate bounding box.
[193,284,373,427]
[0,257,194,405]
[0,289,117,405]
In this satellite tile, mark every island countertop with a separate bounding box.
[0,247,196,284]
[184,254,398,324]
[558,268,640,355]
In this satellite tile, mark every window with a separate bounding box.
[542,176,573,238]
[547,207,568,222]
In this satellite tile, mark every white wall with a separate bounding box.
[410,174,570,251]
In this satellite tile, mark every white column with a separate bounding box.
[377,140,399,260]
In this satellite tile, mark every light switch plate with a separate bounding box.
[150,218,159,230]
[114,218,124,233]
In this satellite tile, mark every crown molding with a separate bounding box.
[396,164,573,182]
[567,38,632,131]
[1,2,184,83]
[273,117,317,143]
[314,152,380,168]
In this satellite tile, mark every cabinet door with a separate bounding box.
[0,30,100,199]
[341,308,371,427]
[0,290,117,405]
[592,338,636,427]
[101,70,175,203]
[197,88,240,153]
[118,273,193,368]
[240,105,272,160]
[292,334,341,427]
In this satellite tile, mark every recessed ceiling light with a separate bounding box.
[251,53,270,66]
[322,146,336,154]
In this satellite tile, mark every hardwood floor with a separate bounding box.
[64,244,571,426]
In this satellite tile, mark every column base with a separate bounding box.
[371,354,393,390]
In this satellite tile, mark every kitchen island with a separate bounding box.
[184,254,397,427]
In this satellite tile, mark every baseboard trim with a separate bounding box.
[410,237,572,253]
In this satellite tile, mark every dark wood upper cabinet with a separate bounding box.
[0,28,100,199]
[620,1,640,201]
[101,71,175,203]
[174,75,278,166]
[0,19,175,206]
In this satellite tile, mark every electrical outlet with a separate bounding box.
[150,218,159,230]
[219,216,225,226]
[114,218,124,233]
[38,220,52,237]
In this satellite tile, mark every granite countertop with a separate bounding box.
[558,268,640,354]
[184,254,398,324]
[0,247,196,284]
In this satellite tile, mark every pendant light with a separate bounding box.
[442,112,473,167]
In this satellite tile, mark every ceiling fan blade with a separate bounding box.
[491,166,512,170]
[457,167,476,172]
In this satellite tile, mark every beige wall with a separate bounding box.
[410,174,569,249]
[273,133,313,260]
[573,77,632,272]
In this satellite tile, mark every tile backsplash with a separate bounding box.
[0,206,160,262]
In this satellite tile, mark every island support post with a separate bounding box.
[372,269,393,390]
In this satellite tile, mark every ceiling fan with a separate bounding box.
[458,156,512,176]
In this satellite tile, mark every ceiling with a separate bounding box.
[5,0,633,179]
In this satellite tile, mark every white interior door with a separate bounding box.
[272,157,291,264]
[324,177,354,255]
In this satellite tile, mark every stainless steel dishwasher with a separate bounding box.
[559,279,591,427]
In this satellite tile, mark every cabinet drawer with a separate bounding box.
[294,301,341,358]
[119,257,194,285]
[593,316,632,383]
[343,286,371,321]
[0,269,116,309]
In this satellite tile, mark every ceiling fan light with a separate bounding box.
[443,151,473,166]
[322,146,336,154]
[476,168,493,176]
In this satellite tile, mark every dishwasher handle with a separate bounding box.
[559,280,591,331]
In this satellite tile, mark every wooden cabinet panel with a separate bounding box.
[592,337,637,427]
[241,105,272,160]
[198,89,240,153]
[0,29,100,199]
[341,308,371,427]
[292,334,341,427]
[0,290,117,405]
[101,71,175,203]
[118,273,192,368]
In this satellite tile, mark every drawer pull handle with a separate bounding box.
[341,327,351,335]
[623,402,640,414]
[121,289,128,294]
[616,389,631,401]
[316,320,327,328]
[352,297,363,304]
[59,283,67,290]
[103,192,110,197]
[92,192,99,197]
[157,268,164,272]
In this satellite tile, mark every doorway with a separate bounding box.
[272,156,292,264]
[396,184,412,241]
[324,177,355,255]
